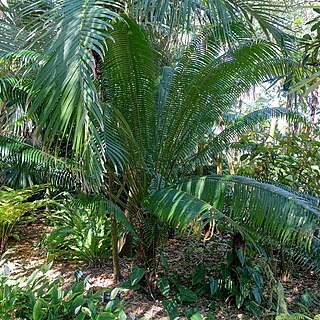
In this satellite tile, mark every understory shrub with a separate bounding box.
[154,241,293,319]
[235,132,320,197]
[0,185,49,254]
[44,206,112,266]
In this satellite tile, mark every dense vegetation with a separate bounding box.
[0,0,319,319]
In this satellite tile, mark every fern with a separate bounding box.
[0,184,49,254]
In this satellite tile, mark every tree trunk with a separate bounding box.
[119,232,133,258]
[266,118,277,145]
[111,213,121,282]
[109,171,121,282]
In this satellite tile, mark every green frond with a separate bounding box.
[146,175,320,271]
[290,71,320,95]
[158,37,286,177]
[145,187,217,231]
[0,5,28,54]
[251,178,320,208]
[0,77,29,109]
[101,15,157,163]
[68,193,138,238]
[0,127,126,192]
[0,133,76,189]
[186,107,293,168]
[125,0,290,46]
[27,0,120,161]
[86,106,128,184]
[0,50,42,74]
[144,183,253,243]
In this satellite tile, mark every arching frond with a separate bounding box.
[0,76,30,109]
[185,107,299,169]
[0,2,30,54]
[26,0,121,161]
[290,71,320,95]
[101,15,157,164]
[68,193,138,238]
[157,35,287,178]
[124,0,291,47]
[0,133,76,189]
[145,175,320,271]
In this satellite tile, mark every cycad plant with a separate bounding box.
[0,3,319,285]
[0,0,292,164]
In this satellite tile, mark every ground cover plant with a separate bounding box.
[0,0,319,319]
[0,258,126,320]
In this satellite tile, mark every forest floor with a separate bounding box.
[5,215,320,320]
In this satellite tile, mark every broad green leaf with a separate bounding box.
[252,285,262,305]
[81,307,92,317]
[191,312,203,320]
[156,277,171,297]
[33,299,44,320]
[209,277,219,295]
[177,285,198,303]
[163,299,179,320]
[236,249,245,267]
[130,265,145,286]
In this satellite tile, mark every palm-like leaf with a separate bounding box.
[69,193,138,238]
[0,1,31,54]
[0,77,30,131]
[145,175,320,271]
[0,133,76,189]
[24,0,120,162]
[125,0,290,46]
[157,32,288,179]
[186,107,304,170]
[99,16,160,210]
[101,15,157,165]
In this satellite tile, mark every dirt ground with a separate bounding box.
[4,216,320,320]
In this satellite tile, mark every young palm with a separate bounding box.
[101,17,320,274]
[1,9,318,280]
[0,0,291,166]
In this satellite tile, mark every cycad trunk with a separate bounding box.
[111,213,121,282]
[109,171,121,282]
